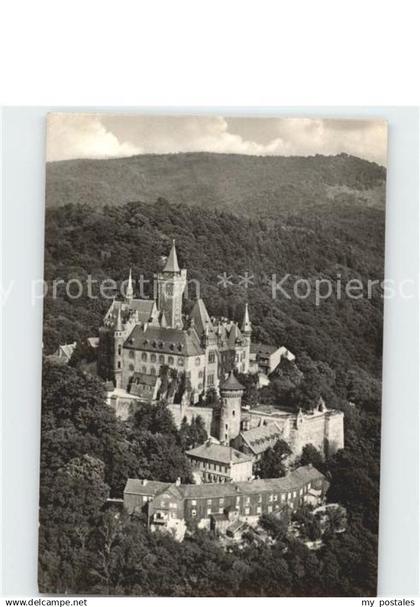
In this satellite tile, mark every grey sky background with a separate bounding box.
[47,114,388,165]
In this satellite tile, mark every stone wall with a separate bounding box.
[167,403,214,435]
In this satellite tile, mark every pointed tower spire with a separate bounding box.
[163,239,180,273]
[126,268,134,301]
[116,306,123,331]
[241,302,252,334]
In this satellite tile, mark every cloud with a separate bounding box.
[46,113,387,165]
[46,113,141,161]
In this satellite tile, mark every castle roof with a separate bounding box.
[239,422,283,455]
[124,324,203,357]
[186,442,253,465]
[191,298,214,337]
[106,299,158,326]
[163,240,180,273]
[220,371,245,392]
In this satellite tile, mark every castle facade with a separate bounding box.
[98,241,252,404]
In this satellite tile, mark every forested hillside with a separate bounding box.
[46,152,386,217]
[43,197,385,382]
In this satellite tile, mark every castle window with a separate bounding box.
[159,354,165,363]
[293,491,297,498]
[191,500,197,506]
[208,374,214,386]
[198,370,203,379]
[141,353,147,361]
[117,361,121,369]
[129,364,134,371]
[219,498,224,505]
[151,354,156,363]
[141,366,147,374]
[281,494,286,502]
[168,356,174,365]
[129,350,134,359]
[287,493,292,500]
[232,409,235,417]
[178,357,184,366]
[207,499,212,505]
[273,494,278,502]
[257,495,262,503]
[195,357,201,366]
[118,345,122,355]
[268,506,272,513]
[191,509,197,517]
[257,506,262,514]
[218,508,223,514]
[245,507,250,515]
[208,351,215,363]
[150,367,156,375]
[207,508,211,515]
[198,383,203,390]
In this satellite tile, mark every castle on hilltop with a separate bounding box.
[98,240,256,403]
[98,241,344,462]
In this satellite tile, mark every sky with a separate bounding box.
[46,114,388,165]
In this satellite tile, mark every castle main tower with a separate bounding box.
[219,371,244,444]
[155,241,187,329]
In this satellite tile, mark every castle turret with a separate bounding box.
[114,306,125,388]
[241,303,252,337]
[155,240,187,329]
[126,268,134,303]
[219,371,244,444]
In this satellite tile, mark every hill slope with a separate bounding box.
[46,152,386,217]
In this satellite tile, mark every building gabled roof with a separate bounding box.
[239,422,283,455]
[163,240,180,273]
[87,337,99,348]
[220,371,244,392]
[124,324,203,357]
[56,342,77,360]
[250,343,279,356]
[124,479,170,495]
[124,466,327,502]
[186,442,253,465]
